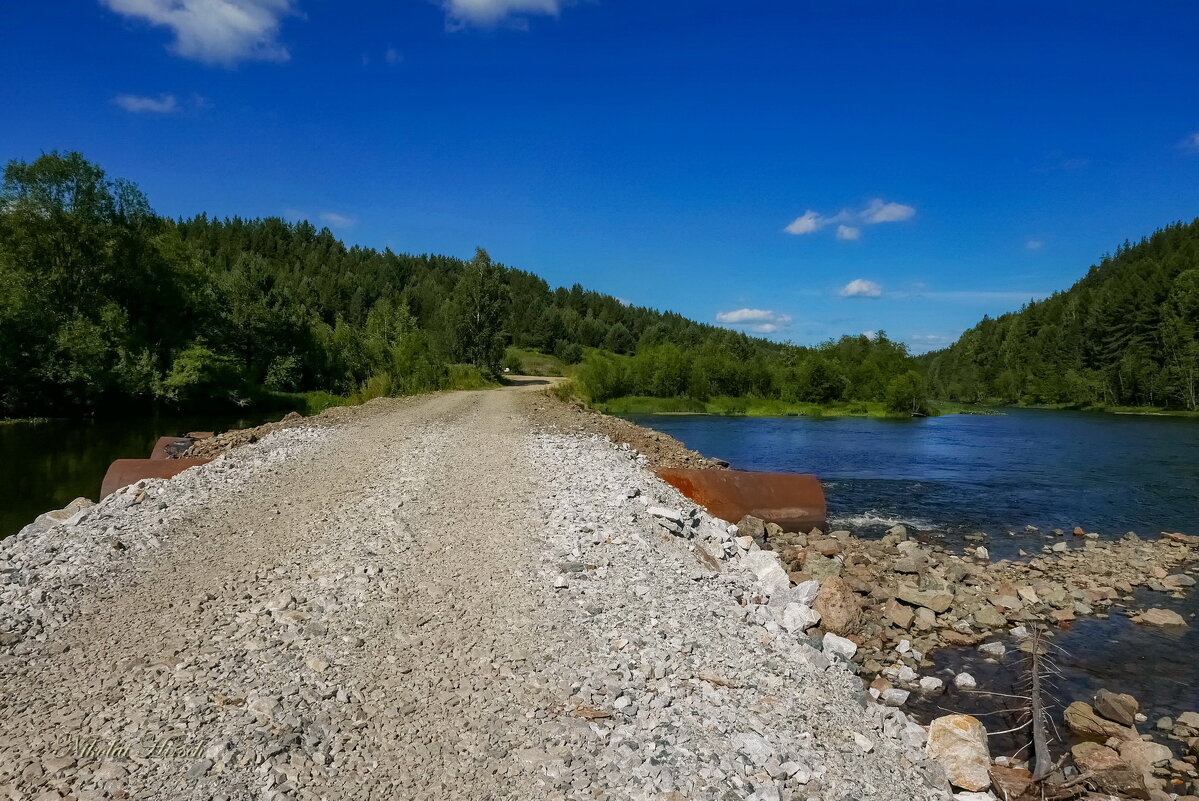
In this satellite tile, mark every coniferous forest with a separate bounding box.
[9,153,1194,420]
[0,153,929,418]
[923,221,1199,411]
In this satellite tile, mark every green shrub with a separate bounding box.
[162,344,244,406]
[446,364,495,390]
[885,370,932,416]
[548,379,579,402]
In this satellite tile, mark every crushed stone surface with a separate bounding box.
[0,385,947,801]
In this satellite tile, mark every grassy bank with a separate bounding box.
[594,395,981,418]
[503,347,572,377]
[992,401,1199,418]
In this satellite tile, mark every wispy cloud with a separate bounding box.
[112,92,179,113]
[283,208,357,229]
[385,47,402,66]
[443,0,565,28]
[839,279,883,298]
[783,211,822,235]
[1025,239,1044,251]
[1182,131,1199,151]
[319,212,356,229]
[784,198,915,240]
[861,199,915,224]
[715,308,793,334]
[102,0,298,65]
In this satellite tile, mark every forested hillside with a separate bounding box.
[0,152,926,418]
[924,221,1199,410]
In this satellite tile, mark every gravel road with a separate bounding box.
[1,382,949,801]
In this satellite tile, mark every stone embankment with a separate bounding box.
[0,385,947,801]
[727,510,1197,800]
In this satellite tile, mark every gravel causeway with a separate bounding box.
[0,383,949,800]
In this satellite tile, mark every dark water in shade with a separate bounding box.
[0,411,283,539]
[623,409,1199,753]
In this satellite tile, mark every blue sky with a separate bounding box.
[3,1,1199,352]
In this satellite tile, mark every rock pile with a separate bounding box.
[735,521,1196,688]
[671,513,1196,799]
[1062,688,1199,799]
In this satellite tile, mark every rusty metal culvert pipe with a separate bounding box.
[149,436,196,460]
[100,458,212,498]
[656,468,826,532]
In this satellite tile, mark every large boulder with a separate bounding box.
[779,602,821,633]
[812,576,862,636]
[884,598,914,629]
[989,765,1032,799]
[821,632,858,659]
[742,551,791,596]
[737,515,768,548]
[926,714,991,792]
[1064,701,1137,742]
[1071,742,1149,799]
[896,584,954,614]
[792,579,820,606]
[1117,739,1174,795]
[1093,688,1139,727]
[1134,608,1187,626]
[802,551,842,581]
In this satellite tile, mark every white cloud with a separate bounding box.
[113,92,179,113]
[715,308,794,334]
[1182,132,1199,150]
[839,279,883,298]
[319,212,356,229]
[861,198,915,224]
[784,198,915,240]
[102,0,298,65]
[443,0,563,27]
[385,47,402,65]
[1025,238,1044,251]
[783,210,823,235]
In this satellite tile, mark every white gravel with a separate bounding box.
[0,387,949,800]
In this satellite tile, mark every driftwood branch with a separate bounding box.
[1028,629,1053,782]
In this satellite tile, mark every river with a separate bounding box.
[0,411,283,540]
[623,408,1199,751]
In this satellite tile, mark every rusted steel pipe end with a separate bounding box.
[101,458,212,498]
[150,436,195,460]
[656,468,826,532]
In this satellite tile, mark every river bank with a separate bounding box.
[596,395,978,418]
[0,384,948,800]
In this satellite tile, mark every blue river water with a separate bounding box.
[623,409,1199,551]
[623,408,1199,749]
